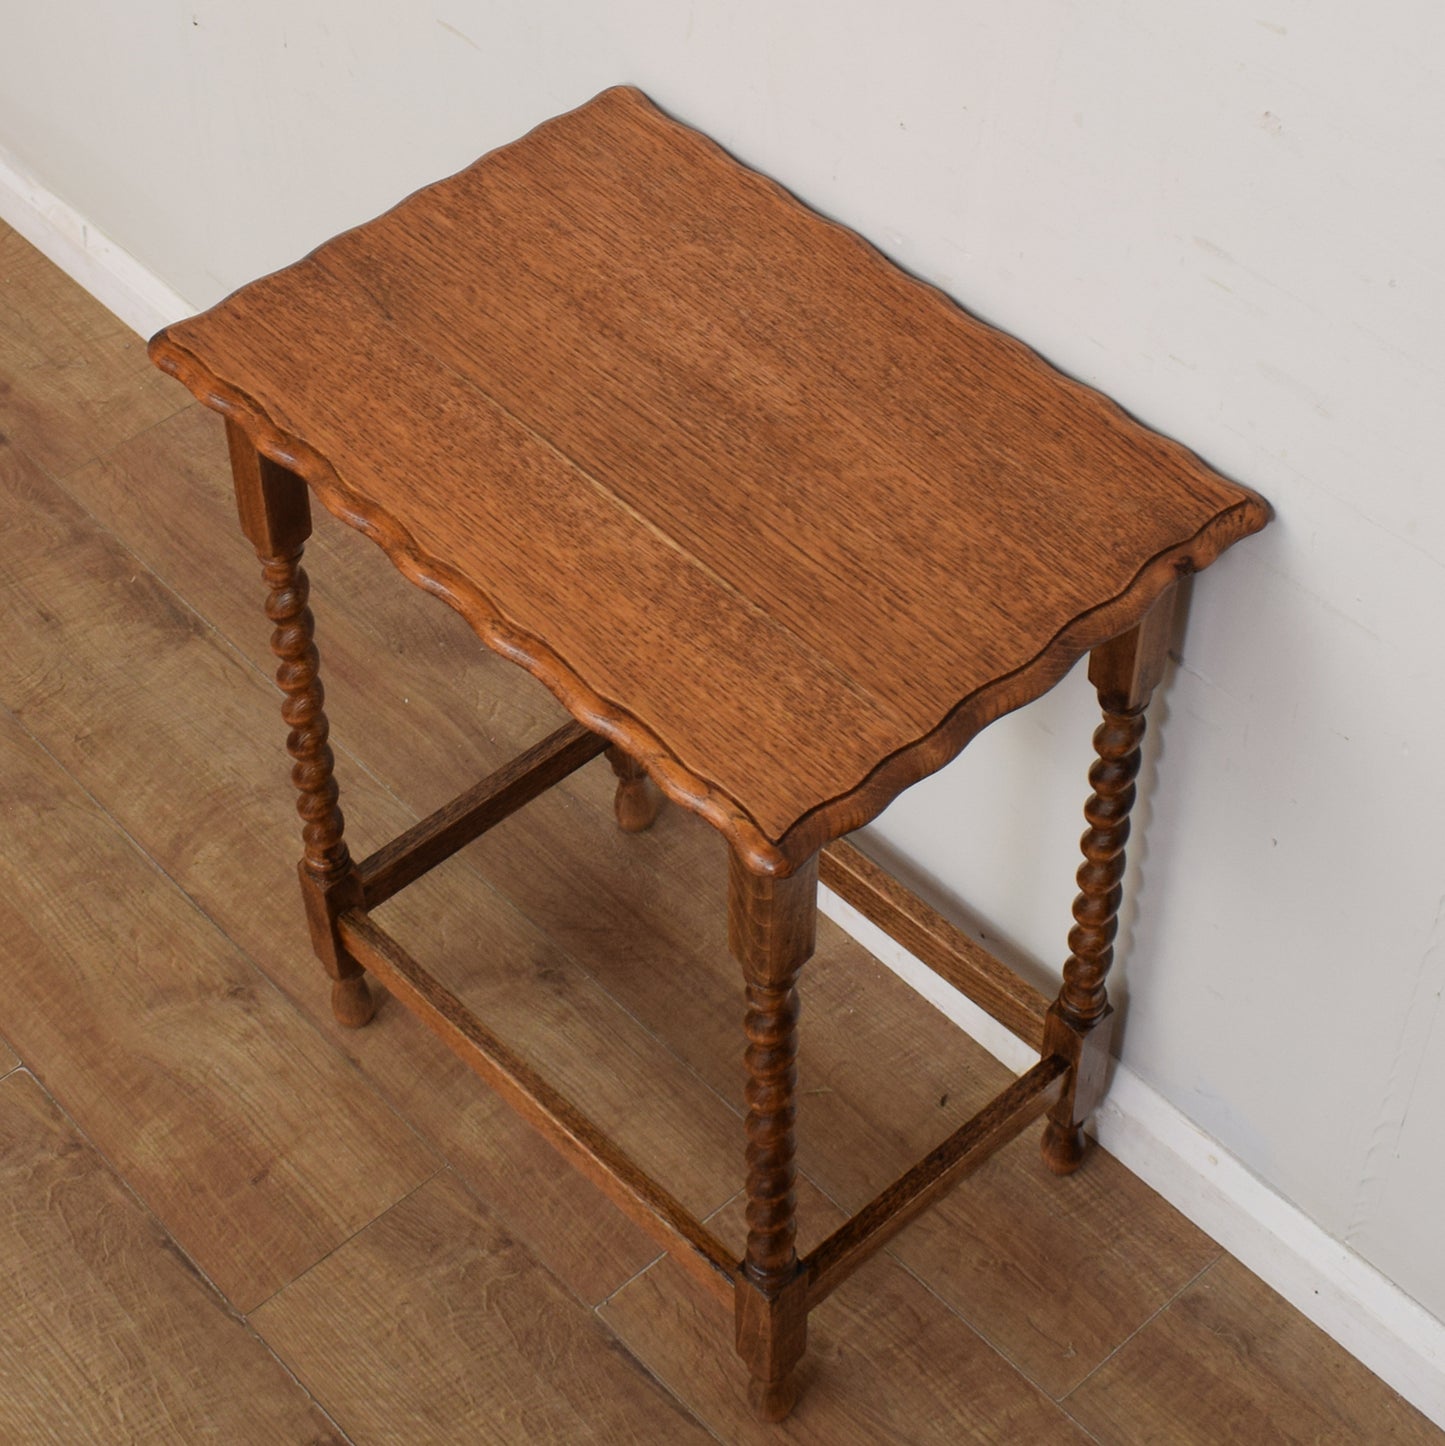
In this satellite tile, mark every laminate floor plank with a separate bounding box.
[1065,1255,1442,1443]
[251,1170,713,1446]
[0,690,436,1314]
[375,864,749,1219]
[0,1069,343,1444]
[345,1040,664,1307]
[600,1178,1091,1445]
[0,222,186,477]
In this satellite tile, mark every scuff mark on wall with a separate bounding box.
[436,18,482,53]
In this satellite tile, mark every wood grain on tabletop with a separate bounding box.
[0,1038,17,1075]
[0,1071,342,1444]
[251,1170,715,1446]
[149,85,1269,870]
[0,694,436,1315]
[1065,1255,1442,1444]
[0,431,725,1307]
[0,222,185,476]
[600,1176,1091,1446]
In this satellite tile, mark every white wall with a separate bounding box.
[4,0,1441,1337]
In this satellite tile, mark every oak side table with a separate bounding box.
[149,86,1270,1421]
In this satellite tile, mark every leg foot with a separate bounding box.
[613,777,660,832]
[748,1373,799,1423]
[607,745,661,832]
[1040,1001,1113,1177]
[1040,1119,1088,1175]
[736,1270,809,1425]
[331,974,376,1029]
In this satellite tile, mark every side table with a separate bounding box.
[149,86,1270,1420]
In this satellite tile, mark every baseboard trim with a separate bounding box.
[821,880,1445,1429]
[0,144,193,338]
[6,144,1441,1433]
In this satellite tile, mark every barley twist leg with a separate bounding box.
[226,421,372,1029]
[262,548,373,1027]
[1041,588,1176,1174]
[1041,708,1144,1171]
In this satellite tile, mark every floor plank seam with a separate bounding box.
[45,393,196,485]
[591,1188,747,1312]
[597,1325,733,1446]
[244,1162,722,1444]
[884,1247,1085,1419]
[0,331,193,499]
[247,1337,358,1446]
[242,1165,445,1317]
[592,1246,672,1312]
[235,1297,361,1446]
[1056,1252,1221,1409]
[0,1064,358,1441]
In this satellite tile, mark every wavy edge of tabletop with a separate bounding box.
[148,335,1269,875]
[148,85,1272,876]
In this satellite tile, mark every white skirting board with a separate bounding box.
[4,141,1442,1432]
[0,145,194,337]
[821,882,1445,1429]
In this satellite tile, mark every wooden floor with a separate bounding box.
[0,217,1436,1444]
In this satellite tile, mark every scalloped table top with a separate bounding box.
[150,85,1269,874]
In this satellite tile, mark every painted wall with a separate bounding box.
[3,2,1441,1321]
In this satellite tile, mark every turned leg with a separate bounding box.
[606,744,661,832]
[1042,587,1176,1174]
[728,849,818,1422]
[226,421,374,1029]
